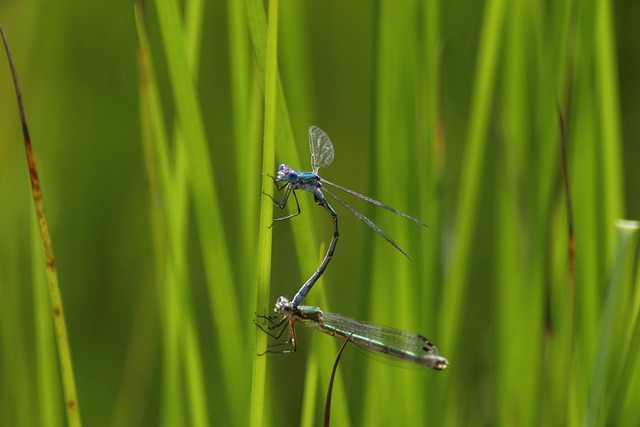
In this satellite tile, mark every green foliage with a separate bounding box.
[1,0,640,426]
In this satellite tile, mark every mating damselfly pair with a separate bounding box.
[258,126,447,370]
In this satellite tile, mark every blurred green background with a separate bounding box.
[1,0,640,426]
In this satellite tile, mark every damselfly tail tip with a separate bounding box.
[434,357,449,370]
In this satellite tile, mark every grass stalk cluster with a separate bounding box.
[1,0,639,426]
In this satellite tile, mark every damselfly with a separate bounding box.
[266,126,426,307]
[255,296,448,370]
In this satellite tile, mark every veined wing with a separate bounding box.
[321,177,427,227]
[320,311,448,370]
[308,126,335,173]
[321,186,413,260]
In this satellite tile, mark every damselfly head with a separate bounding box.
[276,164,291,180]
[274,296,293,315]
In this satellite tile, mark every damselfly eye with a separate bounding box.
[276,164,293,180]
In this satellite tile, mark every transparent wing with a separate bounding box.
[309,125,335,173]
[319,311,448,370]
[321,186,413,260]
[320,178,427,227]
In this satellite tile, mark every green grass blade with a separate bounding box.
[135,8,186,425]
[585,220,640,427]
[227,0,259,290]
[439,0,506,353]
[32,217,63,427]
[1,26,82,427]
[249,0,279,425]
[153,0,249,424]
[616,238,640,424]
[594,0,625,250]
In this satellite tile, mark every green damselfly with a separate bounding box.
[255,297,448,370]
